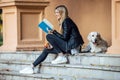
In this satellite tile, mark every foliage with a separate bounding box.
[0,12,3,46]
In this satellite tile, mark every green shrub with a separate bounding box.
[0,34,3,46]
[0,12,3,46]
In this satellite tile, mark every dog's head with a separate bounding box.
[87,32,102,45]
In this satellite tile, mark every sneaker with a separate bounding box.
[19,67,34,74]
[71,48,79,55]
[51,56,67,64]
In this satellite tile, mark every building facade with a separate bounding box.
[0,0,119,54]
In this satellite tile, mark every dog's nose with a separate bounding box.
[95,39,97,43]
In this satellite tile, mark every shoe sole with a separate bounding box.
[51,61,67,64]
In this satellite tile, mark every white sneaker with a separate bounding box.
[19,67,34,74]
[71,48,79,55]
[51,56,67,64]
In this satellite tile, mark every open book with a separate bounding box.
[38,19,53,34]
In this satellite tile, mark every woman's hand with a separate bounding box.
[48,30,54,34]
[44,43,53,49]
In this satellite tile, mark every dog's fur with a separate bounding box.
[82,32,108,53]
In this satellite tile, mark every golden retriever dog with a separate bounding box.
[82,32,108,53]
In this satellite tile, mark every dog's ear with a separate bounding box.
[97,32,102,39]
[87,32,91,41]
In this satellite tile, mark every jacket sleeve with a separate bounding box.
[53,19,71,41]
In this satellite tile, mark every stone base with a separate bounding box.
[17,45,43,51]
[107,46,120,54]
[0,45,17,52]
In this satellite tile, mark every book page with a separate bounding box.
[38,19,54,34]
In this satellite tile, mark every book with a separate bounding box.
[38,19,53,34]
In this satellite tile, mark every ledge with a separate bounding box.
[0,0,49,8]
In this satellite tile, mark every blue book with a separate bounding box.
[38,19,53,34]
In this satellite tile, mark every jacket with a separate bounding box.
[53,17,84,51]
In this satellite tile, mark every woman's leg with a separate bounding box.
[46,34,67,53]
[33,48,58,67]
[46,34,68,64]
[19,48,58,74]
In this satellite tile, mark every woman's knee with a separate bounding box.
[46,34,53,38]
[46,34,56,41]
[46,34,52,40]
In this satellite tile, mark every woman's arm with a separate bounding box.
[53,19,71,41]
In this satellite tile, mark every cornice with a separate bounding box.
[0,0,50,8]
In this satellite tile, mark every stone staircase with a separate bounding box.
[0,52,120,80]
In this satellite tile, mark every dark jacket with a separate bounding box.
[53,17,84,51]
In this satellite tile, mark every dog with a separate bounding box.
[82,32,108,53]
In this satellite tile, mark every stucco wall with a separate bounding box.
[45,0,111,47]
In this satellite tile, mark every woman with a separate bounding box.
[19,5,84,74]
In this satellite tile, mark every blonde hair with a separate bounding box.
[55,5,68,34]
[55,5,68,25]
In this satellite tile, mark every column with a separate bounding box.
[108,0,120,53]
[0,0,49,51]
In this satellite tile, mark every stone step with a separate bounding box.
[0,59,120,72]
[69,53,120,66]
[0,51,55,63]
[42,63,120,80]
[41,63,120,80]
[0,59,120,80]
[0,59,32,71]
[0,71,54,80]
[0,52,120,67]
[0,52,120,80]
[0,71,108,80]
[0,53,120,72]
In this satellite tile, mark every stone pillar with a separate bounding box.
[0,0,49,51]
[108,0,120,53]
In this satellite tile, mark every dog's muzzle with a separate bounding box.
[93,39,98,45]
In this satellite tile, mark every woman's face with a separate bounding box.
[55,9,61,20]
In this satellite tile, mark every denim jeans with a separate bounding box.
[33,34,68,67]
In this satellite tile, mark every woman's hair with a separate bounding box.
[55,5,68,25]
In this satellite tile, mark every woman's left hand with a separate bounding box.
[48,30,54,34]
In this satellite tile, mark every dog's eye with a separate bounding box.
[92,35,94,37]
[97,35,100,37]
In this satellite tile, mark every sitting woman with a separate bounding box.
[19,5,84,74]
